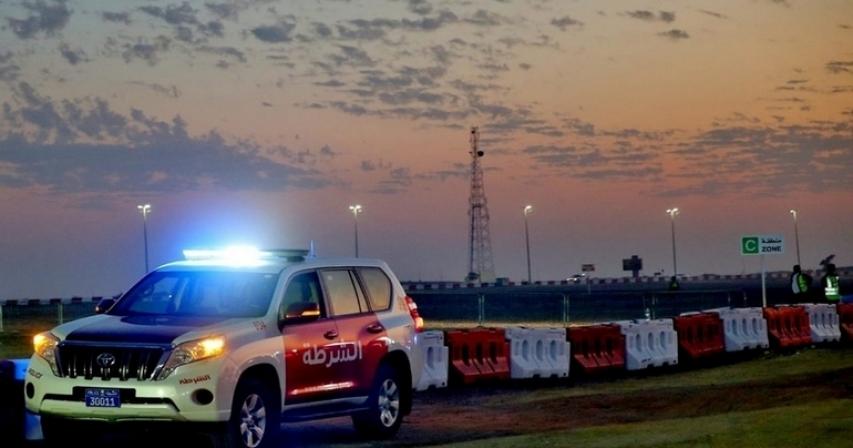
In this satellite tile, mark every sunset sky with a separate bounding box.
[0,0,851,298]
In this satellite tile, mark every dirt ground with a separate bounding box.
[282,359,853,447]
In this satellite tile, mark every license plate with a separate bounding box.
[84,388,121,408]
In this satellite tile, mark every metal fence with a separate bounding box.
[411,289,748,327]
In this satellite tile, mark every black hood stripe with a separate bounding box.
[65,315,230,344]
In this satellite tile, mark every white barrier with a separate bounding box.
[616,319,678,370]
[505,327,570,379]
[802,303,841,343]
[706,307,769,352]
[415,331,448,391]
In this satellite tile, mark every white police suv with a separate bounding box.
[25,247,424,447]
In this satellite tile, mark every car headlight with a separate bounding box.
[33,332,61,376]
[157,337,225,380]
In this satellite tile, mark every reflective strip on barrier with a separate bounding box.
[505,327,570,379]
[673,313,725,360]
[763,306,812,349]
[445,328,510,384]
[802,303,841,343]
[567,324,625,375]
[616,319,678,370]
[415,331,449,391]
[705,307,769,352]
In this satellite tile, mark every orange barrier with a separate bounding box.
[838,304,853,342]
[763,306,812,349]
[567,324,625,375]
[445,328,510,384]
[673,313,725,360]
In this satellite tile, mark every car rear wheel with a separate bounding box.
[352,364,403,439]
[214,378,280,448]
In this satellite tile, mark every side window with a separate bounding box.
[321,269,365,316]
[280,271,325,319]
[358,268,393,311]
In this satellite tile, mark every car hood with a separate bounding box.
[60,314,233,345]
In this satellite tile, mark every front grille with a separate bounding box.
[58,344,167,381]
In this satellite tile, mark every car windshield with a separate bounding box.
[109,271,278,318]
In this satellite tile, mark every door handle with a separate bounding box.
[367,323,385,334]
[323,330,339,340]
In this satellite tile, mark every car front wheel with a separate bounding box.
[214,378,280,448]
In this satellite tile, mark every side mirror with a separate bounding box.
[278,302,321,329]
[95,298,116,314]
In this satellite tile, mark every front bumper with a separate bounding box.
[24,356,233,422]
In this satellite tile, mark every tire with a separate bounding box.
[213,378,280,448]
[352,364,404,439]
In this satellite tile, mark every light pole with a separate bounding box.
[790,209,801,266]
[666,207,679,278]
[349,204,362,257]
[137,204,151,273]
[523,205,533,283]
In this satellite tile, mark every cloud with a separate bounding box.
[666,120,853,195]
[626,10,676,23]
[465,10,509,27]
[315,79,346,87]
[550,16,583,31]
[826,60,853,74]
[139,3,197,26]
[138,2,223,42]
[58,43,86,65]
[197,45,247,63]
[101,11,130,25]
[332,10,458,41]
[414,162,469,181]
[328,45,375,67]
[122,36,172,65]
[406,0,432,16]
[370,166,413,194]
[128,81,181,98]
[0,52,21,81]
[659,29,690,40]
[251,21,296,43]
[205,2,240,20]
[7,0,72,39]
[522,143,662,180]
[0,83,329,192]
[698,9,727,19]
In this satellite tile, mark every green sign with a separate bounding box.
[741,236,759,255]
[741,235,784,256]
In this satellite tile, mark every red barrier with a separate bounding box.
[673,313,725,360]
[445,328,510,384]
[567,324,625,375]
[763,306,812,349]
[838,304,853,342]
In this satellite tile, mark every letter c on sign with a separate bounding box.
[745,239,757,252]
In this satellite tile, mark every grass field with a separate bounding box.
[283,347,853,447]
[421,348,853,448]
[437,399,853,448]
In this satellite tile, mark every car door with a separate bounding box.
[319,268,388,397]
[280,270,344,404]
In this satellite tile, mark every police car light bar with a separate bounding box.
[182,246,309,263]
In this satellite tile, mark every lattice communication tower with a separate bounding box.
[466,126,496,283]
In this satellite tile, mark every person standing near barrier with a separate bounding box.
[821,264,841,303]
[790,265,812,300]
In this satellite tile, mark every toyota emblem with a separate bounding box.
[96,353,116,368]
